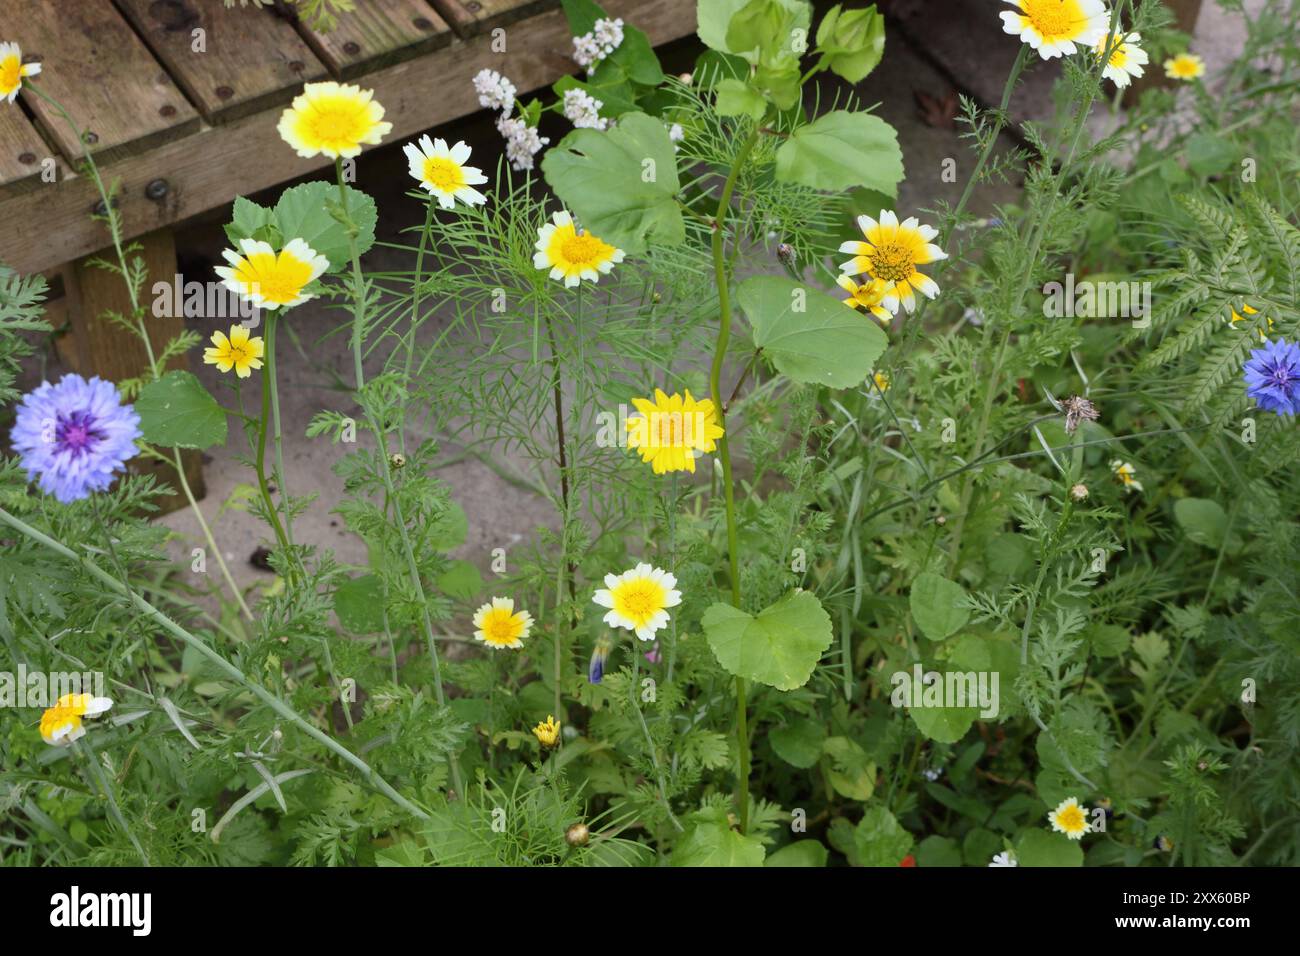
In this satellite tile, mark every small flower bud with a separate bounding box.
[1070,483,1089,501]
[565,822,590,847]
[389,452,406,470]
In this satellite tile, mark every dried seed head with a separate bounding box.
[1070,483,1089,501]
[1062,395,1099,435]
[777,243,797,268]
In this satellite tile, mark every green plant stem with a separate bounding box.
[264,313,297,558]
[334,159,462,794]
[76,737,149,864]
[709,123,760,834]
[0,506,428,820]
[254,343,292,555]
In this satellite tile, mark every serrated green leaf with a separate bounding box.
[775,110,902,195]
[134,370,227,450]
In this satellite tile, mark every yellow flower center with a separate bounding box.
[612,578,666,626]
[1056,804,1086,831]
[869,242,916,283]
[304,101,370,149]
[482,610,521,645]
[1022,0,1084,40]
[236,251,314,305]
[0,55,20,94]
[560,231,608,268]
[423,156,466,192]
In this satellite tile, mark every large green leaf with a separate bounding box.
[765,840,828,867]
[738,275,888,388]
[541,112,682,255]
[272,181,376,272]
[909,572,970,641]
[909,703,976,744]
[702,588,832,691]
[134,371,227,450]
[1016,829,1084,867]
[333,574,385,633]
[769,717,825,768]
[673,816,766,866]
[775,110,902,195]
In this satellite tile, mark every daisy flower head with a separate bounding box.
[1096,29,1147,88]
[472,596,534,650]
[1110,459,1143,493]
[11,375,141,503]
[216,238,329,312]
[404,135,487,210]
[625,388,724,475]
[837,274,894,322]
[1048,796,1092,840]
[203,323,264,378]
[532,715,561,748]
[593,563,682,641]
[1164,51,1205,80]
[0,42,40,103]
[1000,0,1108,59]
[839,210,946,314]
[1243,338,1300,416]
[40,693,113,747]
[989,851,1018,867]
[277,81,391,159]
[873,370,891,393]
[472,68,516,112]
[534,210,624,287]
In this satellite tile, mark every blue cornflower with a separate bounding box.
[1243,339,1300,416]
[11,374,141,503]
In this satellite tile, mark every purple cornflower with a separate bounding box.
[1243,339,1300,416]
[11,374,141,503]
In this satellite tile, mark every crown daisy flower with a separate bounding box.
[277,81,391,159]
[625,388,724,475]
[593,563,682,641]
[1110,459,1143,493]
[11,375,141,504]
[837,274,894,322]
[1243,338,1300,416]
[403,135,488,210]
[532,715,561,748]
[873,370,891,393]
[203,324,264,378]
[472,596,534,650]
[0,42,40,103]
[1096,29,1148,88]
[40,693,113,747]
[534,210,624,287]
[1048,796,1092,840]
[216,238,329,312]
[1164,52,1205,80]
[1000,0,1108,59]
[839,211,947,314]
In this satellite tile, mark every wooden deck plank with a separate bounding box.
[0,0,695,276]
[0,104,56,193]
[295,0,453,78]
[115,0,329,123]
[430,0,558,38]
[0,0,200,164]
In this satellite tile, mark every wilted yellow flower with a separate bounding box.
[532,715,561,747]
[40,693,112,746]
[203,324,264,378]
[278,81,391,159]
[626,388,724,475]
[0,42,40,103]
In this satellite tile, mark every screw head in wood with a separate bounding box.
[146,178,170,201]
[215,85,234,100]
[343,41,361,55]
[160,104,177,117]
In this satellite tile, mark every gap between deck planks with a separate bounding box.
[0,0,697,277]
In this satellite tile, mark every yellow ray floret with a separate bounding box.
[1048,797,1092,840]
[216,238,330,312]
[837,274,895,323]
[534,210,624,287]
[472,596,534,650]
[203,323,265,378]
[278,81,392,159]
[625,388,724,475]
[839,210,947,315]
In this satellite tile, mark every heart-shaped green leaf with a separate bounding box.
[702,589,833,690]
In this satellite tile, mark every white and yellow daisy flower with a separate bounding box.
[40,693,112,747]
[1047,796,1092,840]
[0,42,40,103]
[837,274,894,322]
[839,210,947,314]
[403,134,488,210]
[592,563,682,641]
[215,238,329,312]
[1110,459,1143,493]
[277,81,392,159]
[533,210,624,287]
[1164,52,1205,81]
[472,596,534,651]
[625,388,724,475]
[1096,29,1148,88]
[1000,0,1108,60]
[203,323,265,378]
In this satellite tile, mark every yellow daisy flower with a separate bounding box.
[592,563,681,641]
[1164,52,1205,80]
[215,238,329,312]
[203,324,265,378]
[0,42,40,103]
[403,134,488,210]
[472,596,534,651]
[839,210,947,314]
[1110,459,1143,493]
[533,210,624,287]
[532,715,561,748]
[1096,29,1148,88]
[837,274,894,322]
[873,370,890,393]
[1047,796,1092,840]
[40,693,112,746]
[1229,302,1273,341]
[625,388,724,475]
[999,0,1108,60]
[277,81,392,159]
